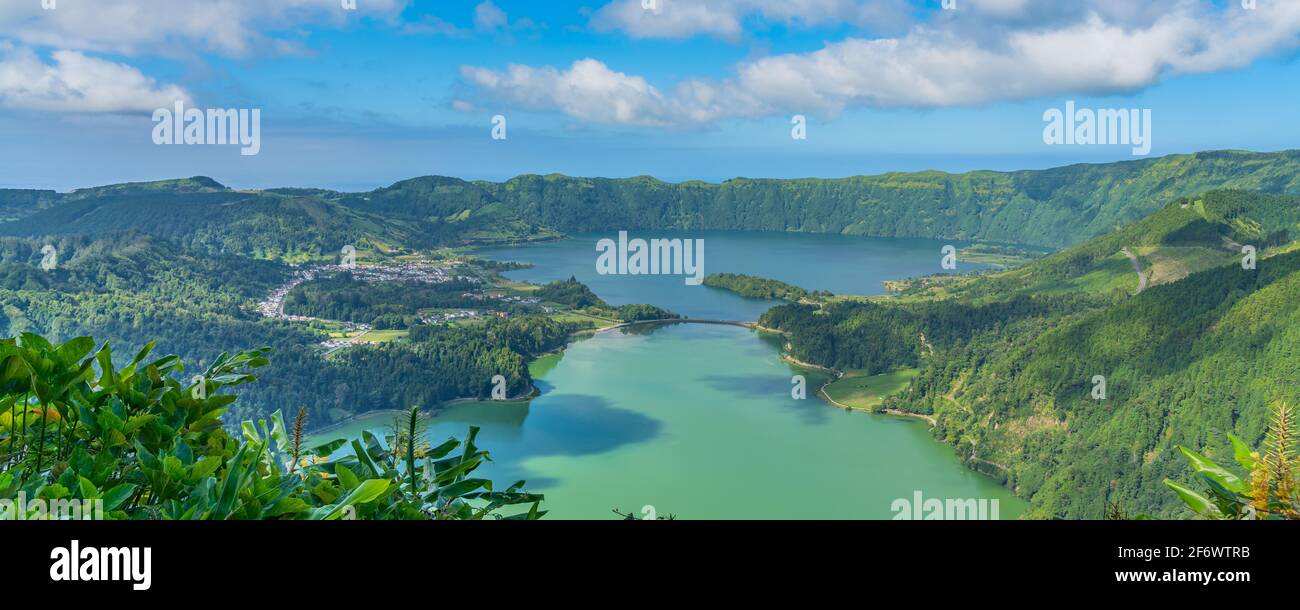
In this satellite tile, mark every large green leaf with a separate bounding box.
[1227,434,1257,471]
[1176,446,1246,494]
[101,484,137,511]
[313,479,391,520]
[308,438,347,457]
[1163,479,1223,518]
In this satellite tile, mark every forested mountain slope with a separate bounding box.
[4,150,1300,252]
[467,150,1300,247]
[903,248,1300,518]
[0,179,438,262]
[0,189,60,223]
[0,230,575,429]
[914,189,1300,300]
[762,189,1300,517]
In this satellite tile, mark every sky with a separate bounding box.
[0,0,1297,191]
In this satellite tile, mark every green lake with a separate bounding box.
[325,232,1025,519]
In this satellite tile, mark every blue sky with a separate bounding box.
[0,0,1297,191]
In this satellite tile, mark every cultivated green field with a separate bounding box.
[547,310,618,327]
[822,368,919,409]
[355,329,408,343]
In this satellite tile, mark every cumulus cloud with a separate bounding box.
[589,0,1199,40]
[591,0,913,40]
[0,44,190,112]
[0,0,409,58]
[468,0,1300,126]
[460,59,691,127]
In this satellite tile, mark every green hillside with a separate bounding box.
[5,150,1300,256]
[0,183,438,263]
[469,150,1300,247]
[905,189,1300,300]
[761,189,1300,517]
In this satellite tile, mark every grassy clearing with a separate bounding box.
[1140,246,1233,285]
[822,368,919,410]
[548,310,619,327]
[355,329,408,343]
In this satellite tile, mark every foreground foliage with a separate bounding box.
[1165,402,1298,520]
[0,333,543,520]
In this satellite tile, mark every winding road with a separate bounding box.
[1121,248,1148,295]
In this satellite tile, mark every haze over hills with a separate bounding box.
[4,150,1300,252]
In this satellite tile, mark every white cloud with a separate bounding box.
[591,0,913,40]
[0,44,190,112]
[460,59,690,127]
[0,0,409,58]
[470,0,1300,126]
[474,1,509,31]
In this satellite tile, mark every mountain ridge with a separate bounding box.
[6,149,1300,251]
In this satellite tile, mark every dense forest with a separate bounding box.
[5,151,1300,257]
[760,189,1300,517]
[535,277,679,322]
[703,272,828,301]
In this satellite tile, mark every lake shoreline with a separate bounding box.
[307,384,540,440]
[780,354,938,425]
[318,234,1027,516]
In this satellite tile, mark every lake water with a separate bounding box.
[326,232,1024,519]
[477,231,991,320]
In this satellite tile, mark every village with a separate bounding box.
[254,257,555,356]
